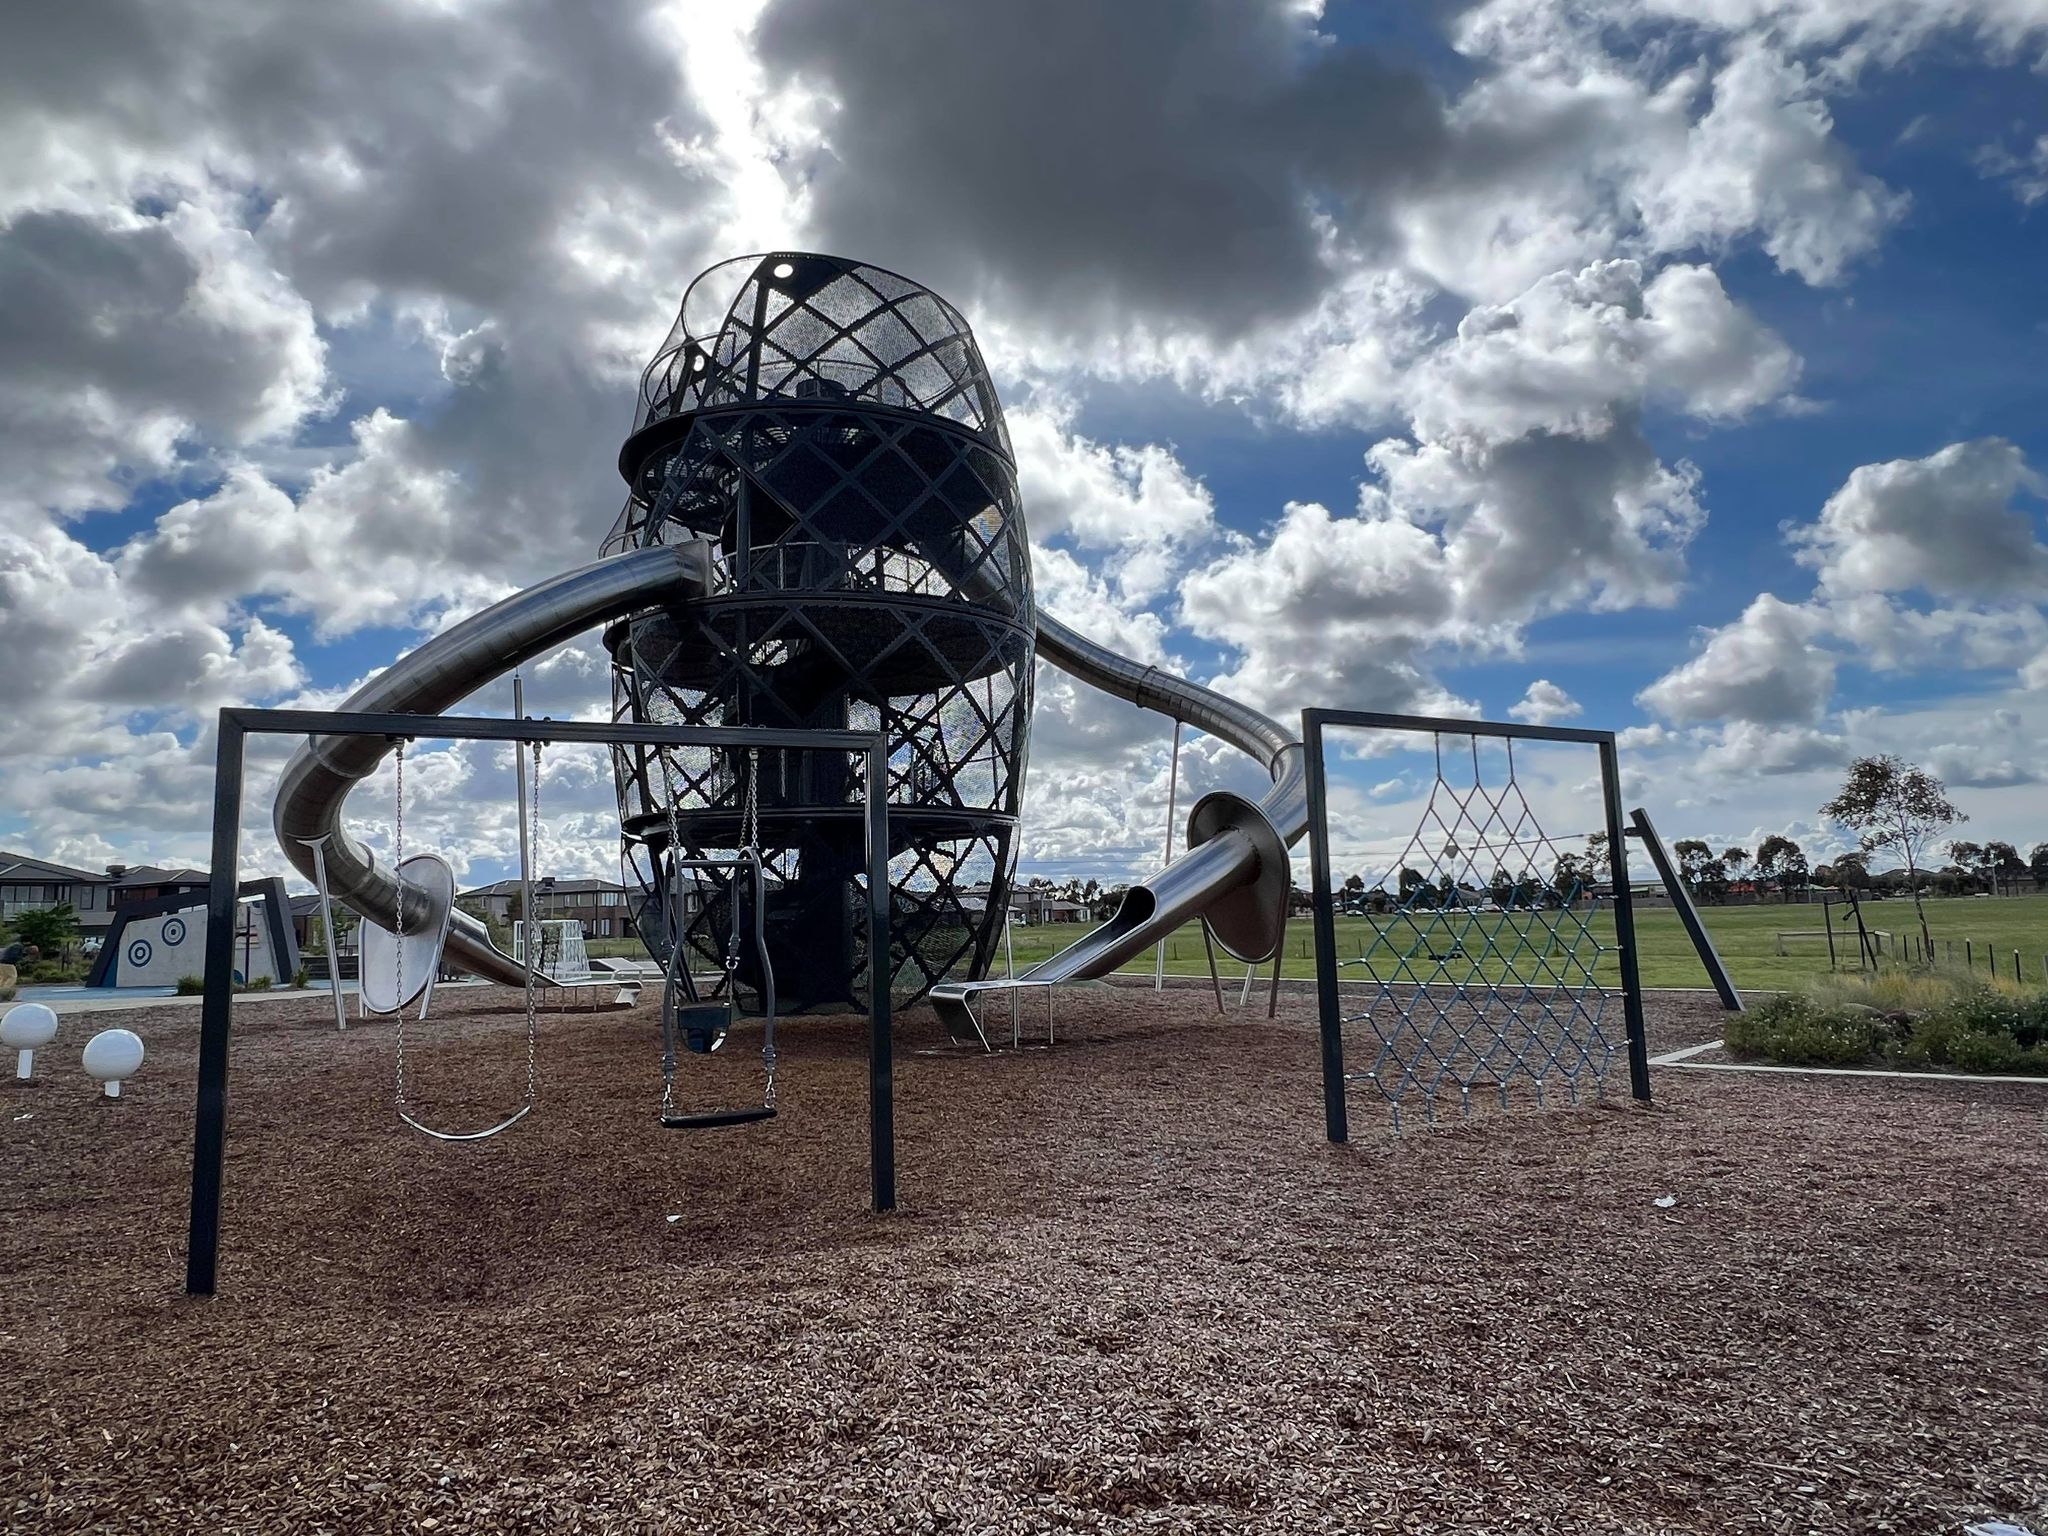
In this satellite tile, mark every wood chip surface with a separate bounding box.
[3,983,2043,1533]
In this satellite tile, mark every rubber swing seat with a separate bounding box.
[661,1106,778,1130]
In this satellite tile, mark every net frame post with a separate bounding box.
[1625,805,1743,1013]
[1302,711,1348,1143]
[1596,739,1654,1104]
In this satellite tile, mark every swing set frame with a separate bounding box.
[186,706,891,1298]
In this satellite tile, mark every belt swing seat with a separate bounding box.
[656,745,779,1131]
[390,733,544,1143]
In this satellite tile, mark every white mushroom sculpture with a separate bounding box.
[2,1003,59,1080]
[82,1028,145,1099]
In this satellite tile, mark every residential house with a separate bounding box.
[108,864,211,909]
[459,877,648,940]
[0,851,118,933]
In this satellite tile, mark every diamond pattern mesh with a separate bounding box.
[606,254,1033,1009]
[1336,733,1622,1127]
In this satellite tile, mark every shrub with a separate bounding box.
[292,967,310,989]
[0,984,14,1003]
[1892,986,2048,1074]
[176,975,205,995]
[247,975,274,991]
[1726,993,1885,1066]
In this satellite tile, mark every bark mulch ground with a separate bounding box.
[3,983,2043,1534]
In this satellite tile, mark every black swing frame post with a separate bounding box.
[186,707,892,1298]
[1301,708,1653,1145]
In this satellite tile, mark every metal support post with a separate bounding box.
[298,834,348,1032]
[1200,919,1225,1013]
[864,738,895,1214]
[514,675,535,992]
[1267,909,1286,1019]
[186,716,246,1296]
[1155,718,1182,991]
[1598,742,1653,1104]
[1301,712,1348,1142]
[1626,807,1743,1011]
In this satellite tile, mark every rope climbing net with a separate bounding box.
[1305,711,1651,1130]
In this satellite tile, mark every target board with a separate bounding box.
[108,904,281,988]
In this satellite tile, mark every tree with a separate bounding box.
[1947,839,1986,894]
[1672,839,1728,901]
[1753,835,1806,900]
[12,904,78,955]
[1823,755,1961,953]
[2031,842,2048,889]
[1832,852,1871,891]
[1398,866,1431,908]
[1721,847,1751,890]
[1987,841,2024,897]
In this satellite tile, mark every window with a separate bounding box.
[78,887,95,910]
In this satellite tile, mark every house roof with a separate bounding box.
[0,850,111,883]
[112,866,210,887]
[459,877,631,898]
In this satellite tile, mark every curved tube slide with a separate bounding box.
[925,617,1304,1031]
[273,544,712,987]
[272,545,1303,1010]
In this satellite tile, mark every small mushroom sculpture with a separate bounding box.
[82,1028,145,1099]
[2,1002,59,1080]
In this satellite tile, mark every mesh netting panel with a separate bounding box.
[1337,733,1621,1126]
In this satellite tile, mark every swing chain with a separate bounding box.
[655,740,685,1117]
[525,739,542,1102]
[393,737,408,1110]
[742,746,760,850]
[744,748,776,1109]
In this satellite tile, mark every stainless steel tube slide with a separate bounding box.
[929,612,1305,1031]
[272,544,710,987]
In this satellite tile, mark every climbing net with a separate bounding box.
[1322,728,1631,1126]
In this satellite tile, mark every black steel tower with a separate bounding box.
[605,253,1035,1009]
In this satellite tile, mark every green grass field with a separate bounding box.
[1004,892,2048,991]
[591,893,2048,991]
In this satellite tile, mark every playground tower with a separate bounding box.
[602,254,1035,1009]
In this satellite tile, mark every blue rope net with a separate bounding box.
[1340,734,1618,1126]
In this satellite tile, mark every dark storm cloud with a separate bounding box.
[755,0,1452,336]
[4,0,713,317]
[0,212,268,436]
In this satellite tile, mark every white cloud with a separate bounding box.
[1009,404,1216,605]
[1792,438,2048,599]
[0,196,329,521]
[1509,679,1583,723]
[118,414,515,638]
[1179,499,1475,722]
[1631,42,1906,286]
[1978,134,2048,206]
[1405,261,1798,445]
[1638,593,1836,724]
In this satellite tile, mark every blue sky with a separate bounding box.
[3,0,2046,893]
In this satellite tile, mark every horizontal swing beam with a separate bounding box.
[187,707,892,1299]
[219,706,885,752]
